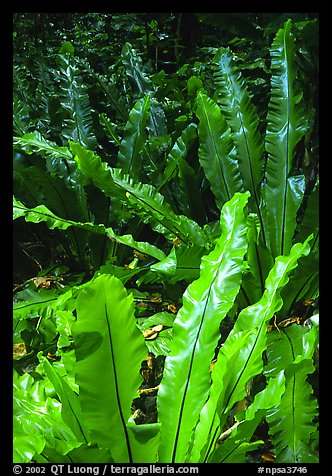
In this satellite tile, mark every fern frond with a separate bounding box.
[213,47,266,242]
[263,19,308,257]
[58,54,96,150]
[265,324,319,462]
[70,143,209,248]
[117,95,150,180]
[195,92,244,211]
[13,196,166,261]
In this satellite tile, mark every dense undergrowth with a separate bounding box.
[13,13,319,464]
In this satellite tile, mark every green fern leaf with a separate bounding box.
[195,92,243,210]
[190,236,312,463]
[117,95,150,180]
[58,54,96,150]
[157,192,250,463]
[263,19,308,258]
[265,324,319,463]
[73,275,147,462]
[80,59,128,122]
[213,47,265,241]
[70,143,208,247]
[13,196,165,261]
[13,131,72,160]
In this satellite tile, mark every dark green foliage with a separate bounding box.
[13,13,318,464]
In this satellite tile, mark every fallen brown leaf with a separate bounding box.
[143,324,163,340]
[168,304,177,314]
[149,295,162,303]
[13,342,27,358]
[34,276,52,288]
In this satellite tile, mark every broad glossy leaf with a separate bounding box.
[122,42,153,97]
[160,124,197,190]
[73,275,147,462]
[160,123,206,222]
[137,311,175,356]
[151,244,206,284]
[189,330,252,463]
[213,47,266,241]
[62,443,114,463]
[95,261,145,284]
[279,251,318,318]
[121,43,167,136]
[195,92,243,210]
[213,441,263,463]
[99,113,121,146]
[149,98,168,137]
[13,286,74,350]
[58,53,96,150]
[13,131,72,160]
[13,372,79,463]
[117,95,150,180]
[279,179,319,315]
[208,372,285,462]
[176,157,206,222]
[14,433,45,464]
[190,236,311,462]
[243,213,274,302]
[222,238,311,408]
[13,287,60,321]
[53,310,78,392]
[13,196,165,261]
[71,143,208,247]
[157,192,250,463]
[127,422,161,463]
[265,325,318,463]
[31,440,114,464]
[263,19,308,257]
[38,356,89,443]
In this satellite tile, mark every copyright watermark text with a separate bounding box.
[257,468,308,474]
[12,465,199,476]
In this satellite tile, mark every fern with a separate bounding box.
[121,43,167,136]
[13,196,166,261]
[263,19,308,258]
[117,95,151,180]
[265,324,319,462]
[58,53,96,150]
[13,17,318,465]
[70,142,209,247]
[213,47,266,242]
[195,92,243,211]
[189,236,312,463]
[80,59,129,122]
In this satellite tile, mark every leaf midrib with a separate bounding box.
[280,30,291,256]
[102,284,133,463]
[171,209,240,462]
[203,261,291,461]
[200,94,231,202]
